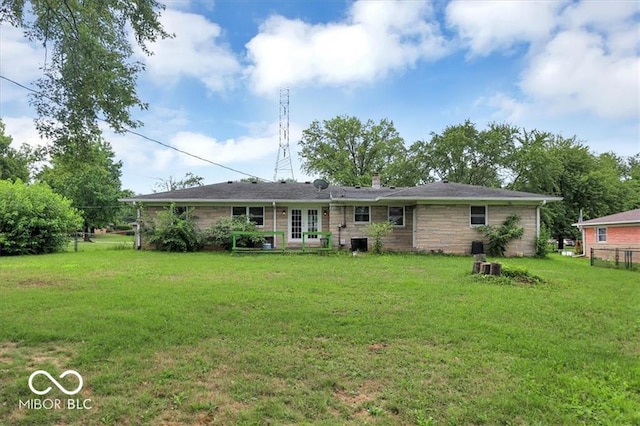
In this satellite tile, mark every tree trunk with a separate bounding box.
[83,224,92,242]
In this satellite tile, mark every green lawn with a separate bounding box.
[0,248,638,425]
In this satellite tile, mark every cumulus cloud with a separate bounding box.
[245,0,448,95]
[170,130,278,167]
[467,0,639,120]
[446,0,564,56]
[138,9,241,92]
[0,25,45,103]
[520,29,639,119]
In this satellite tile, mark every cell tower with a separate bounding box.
[274,88,295,181]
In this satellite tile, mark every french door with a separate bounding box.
[289,208,320,242]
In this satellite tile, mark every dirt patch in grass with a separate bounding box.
[16,279,59,288]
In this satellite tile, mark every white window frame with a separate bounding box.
[596,227,607,243]
[388,206,405,227]
[231,206,265,227]
[354,206,371,224]
[470,205,487,227]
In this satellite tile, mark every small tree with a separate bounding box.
[144,204,202,252]
[0,180,82,255]
[476,215,524,257]
[535,224,552,258]
[365,221,394,254]
[205,215,264,250]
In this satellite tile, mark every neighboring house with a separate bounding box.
[121,179,561,256]
[574,208,640,257]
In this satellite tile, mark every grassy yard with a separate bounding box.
[0,247,638,425]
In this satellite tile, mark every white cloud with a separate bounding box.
[138,9,241,92]
[1,116,48,149]
[170,130,278,167]
[520,29,639,119]
[446,0,564,56]
[0,25,45,103]
[245,0,448,95]
[470,0,640,120]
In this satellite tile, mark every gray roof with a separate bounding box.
[575,208,640,226]
[121,181,561,204]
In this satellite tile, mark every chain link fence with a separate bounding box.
[590,248,639,272]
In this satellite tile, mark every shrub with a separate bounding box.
[535,224,551,258]
[204,215,264,250]
[476,214,524,257]
[365,221,394,254]
[0,180,82,255]
[143,204,202,252]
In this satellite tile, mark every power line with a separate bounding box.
[0,74,271,182]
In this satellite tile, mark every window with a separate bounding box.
[597,227,607,243]
[174,206,188,216]
[354,206,370,223]
[470,205,487,226]
[232,206,264,226]
[388,206,405,226]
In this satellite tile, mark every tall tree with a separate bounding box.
[299,116,410,186]
[0,119,30,181]
[154,172,204,192]
[39,138,123,240]
[1,0,170,147]
[409,120,518,186]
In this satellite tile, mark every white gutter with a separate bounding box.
[536,205,540,238]
[272,201,277,248]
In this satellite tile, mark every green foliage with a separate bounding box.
[0,119,31,182]
[0,180,82,255]
[365,221,394,254]
[501,265,545,284]
[144,205,202,252]
[154,172,205,192]
[205,215,264,250]
[39,139,123,236]
[1,0,170,143]
[409,119,518,186]
[536,224,552,258]
[299,116,412,186]
[476,214,524,257]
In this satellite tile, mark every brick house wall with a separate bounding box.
[583,225,640,258]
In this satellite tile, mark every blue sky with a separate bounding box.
[1,0,639,194]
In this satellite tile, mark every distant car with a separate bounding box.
[563,239,575,246]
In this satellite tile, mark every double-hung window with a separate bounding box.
[388,206,405,226]
[354,206,370,223]
[470,206,487,226]
[596,227,607,243]
[232,206,264,226]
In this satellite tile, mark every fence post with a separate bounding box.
[74,232,78,252]
[590,247,594,266]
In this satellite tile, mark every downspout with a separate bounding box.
[272,201,277,248]
[536,204,541,238]
[135,202,142,250]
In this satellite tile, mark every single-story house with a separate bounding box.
[574,208,640,257]
[121,178,561,255]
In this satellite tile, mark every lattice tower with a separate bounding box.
[274,88,295,181]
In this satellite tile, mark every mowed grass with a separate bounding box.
[0,247,638,425]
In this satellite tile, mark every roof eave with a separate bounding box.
[574,220,640,227]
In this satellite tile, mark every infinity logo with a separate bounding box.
[28,370,83,396]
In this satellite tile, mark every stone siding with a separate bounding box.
[414,204,537,256]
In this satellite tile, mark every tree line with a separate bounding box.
[300,116,640,245]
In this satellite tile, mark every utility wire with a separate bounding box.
[0,74,271,182]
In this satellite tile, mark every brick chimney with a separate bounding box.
[372,173,381,189]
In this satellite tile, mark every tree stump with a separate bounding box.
[481,262,492,274]
[490,263,502,276]
[472,261,482,274]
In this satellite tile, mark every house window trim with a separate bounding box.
[231,206,265,227]
[596,227,607,243]
[388,206,405,227]
[354,206,371,224]
[469,205,488,227]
